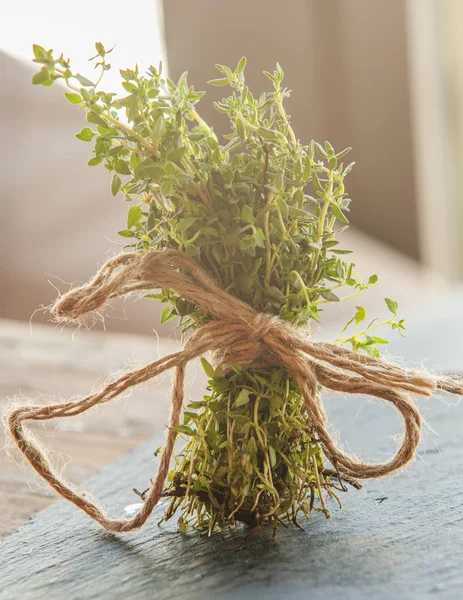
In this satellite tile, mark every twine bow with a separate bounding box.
[7,250,463,532]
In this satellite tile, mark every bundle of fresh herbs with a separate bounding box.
[30,43,410,535]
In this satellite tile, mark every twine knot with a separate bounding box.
[6,249,463,533]
[210,313,283,371]
[248,312,281,342]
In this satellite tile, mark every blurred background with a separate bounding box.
[1,0,462,337]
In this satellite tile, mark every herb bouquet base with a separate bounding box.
[163,368,346,535]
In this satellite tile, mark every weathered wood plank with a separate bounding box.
[0,319,202,539]
[1,292,463,599]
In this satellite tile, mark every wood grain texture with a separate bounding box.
[1,291,463,599]
[0,319,203,539]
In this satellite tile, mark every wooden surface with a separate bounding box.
[0,319,204,540]
[1,291,463,599]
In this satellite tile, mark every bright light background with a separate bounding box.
[0,0,167,93]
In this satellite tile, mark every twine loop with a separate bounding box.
[6,250,463,533]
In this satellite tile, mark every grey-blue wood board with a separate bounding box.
[1,293,463,600]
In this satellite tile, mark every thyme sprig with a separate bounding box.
[32,42,404,533]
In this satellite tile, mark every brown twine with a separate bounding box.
[7,250,463,533]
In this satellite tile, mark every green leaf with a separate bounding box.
[309,446,321,458]
[385,298,399,315]
[165,161,176,177]
[178,516,187,533]
[311,171,323,192]
[75,127,94,142]
[215,64,233,76]
[76,73,94,87]
[208,77,230,86]
[330,203,349,224]
[32,68,50,86]
[118,229,135,238]
[174,298,194,316]
[239,235,256,251]
[320,290,340,302]
[214,364,224,378]
[134,160,164,180]
[95,41,105,57]
[161,306,176,323]
[234,389,250,407]
[87,156,102,166]
[152,116,166,140]
[120,68,135,81]
[64,92,82,104]
[236,116,245,139]
[336,147,352,159]
[354,306,366,325]
[176,218,197,233]
[127,205,142,228]
[230,413,250,424]
[254,231,265,249]
[187,401,206,409]
[167,146,186,164]
[368,274,378,285]
[32,45,48,61]
[122,81,137,93]
[236,56,247,74]
[114,159,131,175]
[161,181,173,197]
[86,112,107,127]
[267,286,283,299]
[111,174,121,196]
[200,357,215,379]
[240,205,254,224]
[206,428,219,447]
[169,425,195,437]
[325,141,334,154]
[247,437,257,455]
[269,446,277,468]
[257,127,277,140]
[369,336,389,344]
